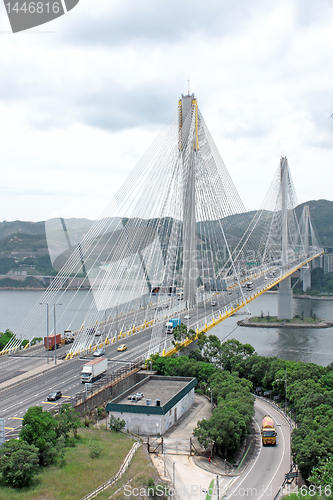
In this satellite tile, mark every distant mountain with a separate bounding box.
[1,200,332,254]
[0,220,45,240]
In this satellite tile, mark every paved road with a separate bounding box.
[0,327,156,439]
[0,290,226,439]
[151,396,290,500]
[224,398,291,500]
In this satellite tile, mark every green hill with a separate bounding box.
[0,200,332,272]
[0,220,45,240]
[295,199,333,248]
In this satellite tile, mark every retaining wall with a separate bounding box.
[75,370,150,415]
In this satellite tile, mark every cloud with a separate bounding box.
[61,0,260,47]
[0,0,333,221]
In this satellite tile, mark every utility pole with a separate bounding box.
[276,369,287,414]
[53,303,62,365]
[40,302,49,364]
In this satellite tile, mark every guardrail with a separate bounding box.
[52,357,146,413]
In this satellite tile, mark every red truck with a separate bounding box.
[44,333,61,350]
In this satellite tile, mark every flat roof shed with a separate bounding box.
[105,375,197,435]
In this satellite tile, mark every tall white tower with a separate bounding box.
[179,94,198,307]
[278,157,293,320]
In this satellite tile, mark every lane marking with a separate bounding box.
[255,402,287,500]
[11,416,23,420]
[225,418,262,500]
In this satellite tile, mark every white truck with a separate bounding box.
[81,357,108,383]
[165,317,181,334]
[165,321,174,334]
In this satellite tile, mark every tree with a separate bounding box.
[219,339,255,372]
[109,414,126,432]
[201,335,223,367]
[0,439,39,488]
[173,323,188,343]
[0,329,14,350]
[187,328,197,341]
[194,406,247,458]
[309,456,333,499]
[55,403,81,439]
[292,427,333,480]
[20,406,58,465]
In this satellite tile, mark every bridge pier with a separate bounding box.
[301,265,311,292]
[278,277,293,320]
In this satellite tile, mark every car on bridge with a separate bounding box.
[93,348,106,357]
[47,390,62,401]
[117,344,127,352]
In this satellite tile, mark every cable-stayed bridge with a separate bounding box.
[2,94,323,359]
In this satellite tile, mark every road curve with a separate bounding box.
[225,398,291,500]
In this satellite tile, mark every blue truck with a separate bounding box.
[165,317,181,334]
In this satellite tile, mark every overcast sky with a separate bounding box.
[0,0,333,222]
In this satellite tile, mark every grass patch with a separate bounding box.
[95,446,169,500]
[0,428,134,500]
[249,315,321,324]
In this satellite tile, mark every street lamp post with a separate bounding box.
[40,302,49,364]
[276,369,287,414]
[172,460,177,499]
[208,387,213,412]
[53,303,62,365]
[116,304,118,342]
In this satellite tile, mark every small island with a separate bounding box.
[238,312,333,329]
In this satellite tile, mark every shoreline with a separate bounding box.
[266,291,333,300]
[293,294,333,301]
[238,317,333,329]
[0,287,47,291]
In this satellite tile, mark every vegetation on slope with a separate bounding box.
[151,335,333,484]
[294,267,333,296]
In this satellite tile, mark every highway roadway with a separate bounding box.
[0,275,278,441]
[0,279,261,435]
[0,294,292,500]
[0,327,155,439]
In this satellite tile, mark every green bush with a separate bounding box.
[0,439,39,489]
[109,415,126,432]
[89,441,102,459]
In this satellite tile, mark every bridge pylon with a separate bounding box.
[300,205,311,292]
[278,157,293,320]
[179,94,198,307]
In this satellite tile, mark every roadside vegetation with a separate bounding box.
[0,409,168,500]
[249,311,321,324]
[0,330,42,350]
[293,267,333,296]
[0,427,136,500]
[0,329,14,350]
[150,334,333,488]
[0,405,81,490]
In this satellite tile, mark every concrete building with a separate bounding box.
[105,375,197,436]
